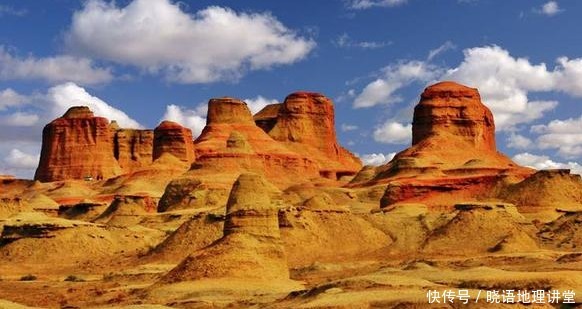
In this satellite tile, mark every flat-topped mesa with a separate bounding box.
[255,91,362,179]
[153,121,195,164]
[35,106,122,182]
[376,81,525,173]
[207,97,255,124]
[62,106,95,118]
[413,81,496,151]
[351,82,533,207]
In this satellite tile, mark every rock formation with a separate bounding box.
[255,92,362,179]
[153,121,195,164]
[350,81,533,208]
[112,124,154,173]
[35,107,122,182]
[192,97,320,184]
[34,107,197,182]
[161,173,291,282]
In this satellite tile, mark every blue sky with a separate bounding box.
[1,0,582,178]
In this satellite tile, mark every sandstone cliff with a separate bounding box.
[255,92,362,179]
[35,107,122,182]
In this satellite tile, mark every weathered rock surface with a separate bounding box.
[35,107,122,182]
[112,126,154,173]
[192,97,320,186]
[256,92,361,179]
[153,121,195,164]
[351,82,533,207]
[34,107,197,182]
[162,173,291,282]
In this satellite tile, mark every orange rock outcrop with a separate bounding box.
[255,92,362,179]
[351,81,533,207]
[35,107,197,182]
[153,121,195,164]
[35,107,122,182]
[193,97,320,184]
[111,124,154,173]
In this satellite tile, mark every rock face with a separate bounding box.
[153,121,195,164]
[35,107,122,182]
[256,92,361,179]
[390,81,519,170]
[162,173,291,283]
[412,81,496,151]
[35,107,197,182]
[112,126,154,173]
[350,81,533,207]
[193,97,320,185]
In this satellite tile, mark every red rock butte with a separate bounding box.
[34,92,362,184]
[35,107,196,182]
[351,81,533,207]
[254,91,362,179]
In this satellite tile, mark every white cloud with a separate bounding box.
[539,1,562,16]
[531,115,582,158]
[162,104,207,138]
[353,60,441,108]
[513,152,581,175]
[0,112,39,126]
[0,88,29,110]
[354,45,582,131]
[358,152,396,166]
[66,0,314,83]
[0,83,142,178]
[334,33,391,49]
[506,133,533,149]
[443,45,562,130]
[341,123,359,132]
[427,41,456,61]
[0,46,112,85]
[373,121,412,144]
[243,96,278,114]
[47,82,142,128]
[347,0,408,9]
[4,149,39,170]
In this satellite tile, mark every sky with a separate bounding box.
[1,0,582,178]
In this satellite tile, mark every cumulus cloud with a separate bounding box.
[162,104,207,138]
[373,121,412,144]
[66,0,314,83]
[0,112,39,126]
[0,88,29,110]
[4,149,39,170]
[347,0,408,9]
[0,83,141,178]
[539,1,562,16]
[353,60,441,108]
[47,83,142,128]
[513,152,581,175]
[531,115,582,158]
[0,46,113,85]
[354,45,582,132]
[358,152,396,166]
[506,133,533,149]
[243,96,278,114]
[443,46,562,130]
